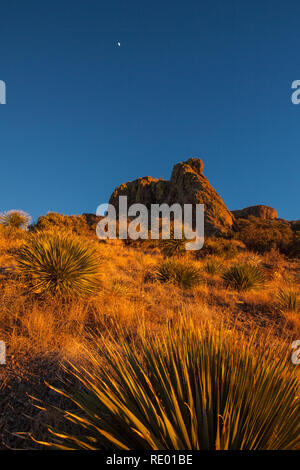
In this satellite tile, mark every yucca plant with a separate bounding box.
[222,263,266,291]
[15,233,101,297]
[277,288,299,313]
[157,222,188,257]
[0,210,31,230]
[204,258,223,275]
[37,321,300,450]
[109,280,132,298]
[161,232,188,257]
[155,259,201,289]
[239,253,262,267]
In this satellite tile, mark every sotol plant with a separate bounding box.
[277,288,299,313]
[222,263,266,291]
[0,210,31,230]
[155,259,201,289]
[161,234,188,257]
[37,321,300,450]
[15,233,100,297]
[204,257,224,275]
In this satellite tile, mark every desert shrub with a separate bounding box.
[34,212,91,236]
[0,210,31,230]
[160,236,187,257]
[204,257,223,275]
[234,217,296,255]
[109,280,132,298]
[38,322,300,450]
[287,232,300,258]
[222,263,266,291]
[291,220,300,231]
[0,224,28,245]
[262,247,285,276]
[277,289,299,313]
[238,253,262,266]
[152,221,187,256]
[15,233,101,297]
[198,237,244,260]
[155,259,201,289]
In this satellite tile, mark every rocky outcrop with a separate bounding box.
[290,220,300,231]
[232,205,278,220]
[109,176,169,208]
[109,158,235,235]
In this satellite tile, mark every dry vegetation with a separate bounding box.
[0,212,299,449]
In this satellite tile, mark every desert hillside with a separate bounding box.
[0,197,299,449]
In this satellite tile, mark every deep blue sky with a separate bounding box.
[0,0,299,221]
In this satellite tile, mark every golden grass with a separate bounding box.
[0,230,299,448]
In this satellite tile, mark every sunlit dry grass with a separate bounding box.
[0,228,299,448]
[35,319,300,450]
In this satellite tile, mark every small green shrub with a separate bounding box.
[15,233,101,297]
[0,210,31,230]
[38,322,300,450]
[156,259,201,289]
[222,263,266,291]
[277,289,299,313]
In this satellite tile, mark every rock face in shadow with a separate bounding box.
[109,158,235,235]
[109,176,169,208]
[232,205,278,220]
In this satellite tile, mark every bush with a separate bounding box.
[155,259,201,289]
[238,253,262,266]
[0,210,31,230]
[204,257,223,275]
[277,289,299,313]
[34,212,91,236]
[109,280,132,298]
[0,224,27,244]
[287,232,300,258]
[38,322,300,450]
[15,233,101,297]
[234,217,297,256]
[198,237,245,260]
[160,236,187,257]
[222,263,266,291]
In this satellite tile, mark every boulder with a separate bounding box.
[109,158,235,235]
[232,205,278,220]
[109,176,169,208]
